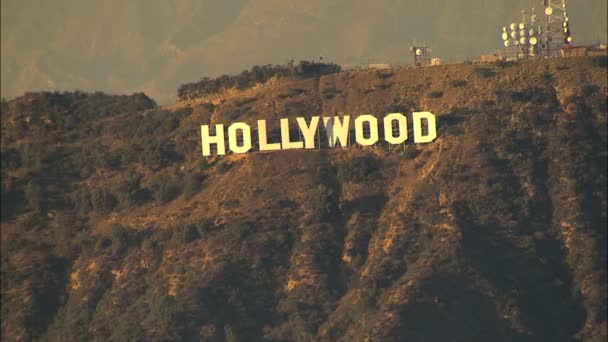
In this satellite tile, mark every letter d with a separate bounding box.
[412,112,437,143]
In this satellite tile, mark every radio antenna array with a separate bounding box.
[409,44,431,66]
[500,0,572,58]
[542,0,572,56]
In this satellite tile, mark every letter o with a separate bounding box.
[383,113,408,144]
[228,122,252,154]
[355,114,379,146]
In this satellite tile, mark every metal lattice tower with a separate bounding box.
[409,46,431,66]
[502,20,535,60]
[541,0,572,57]
[500,0,573,59]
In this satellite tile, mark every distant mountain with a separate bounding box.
[1,0,606,103]
[1,56,606,341]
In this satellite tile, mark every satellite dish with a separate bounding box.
[504,40,510,47]
[529,37,538,45]
[529,28,535,36]
[519,23,525,30]
[515,40,520,46]
[416,49,423,56]
[519,29,526,37]
[567,36,573,43]
[502,32,509,40]
[503,26,508,32]
[545,7,553,16]
[511,31,518,39]
[510,23,517,31]
[520,37,527,45]
[563,21,568,27]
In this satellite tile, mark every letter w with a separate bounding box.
[323,116,350,147]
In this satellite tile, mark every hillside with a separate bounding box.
[1,56,607,341]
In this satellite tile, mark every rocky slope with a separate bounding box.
[1,56,607,341]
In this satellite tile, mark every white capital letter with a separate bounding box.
[281,118,304,149]
[258,120,281,151]
[296,116,320,149]
[228,122,252,154]
[355,115,379,146]
[323,116,350,147]
[413,111,437,143]
[201,124,225,156]
[383,113,408,144]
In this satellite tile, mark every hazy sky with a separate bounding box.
[2,0,606,104]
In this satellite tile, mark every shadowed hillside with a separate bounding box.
[1,56,607,341]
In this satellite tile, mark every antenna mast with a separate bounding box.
[500,0,572,59]
[409,42,431,67]
[542,0,572,57]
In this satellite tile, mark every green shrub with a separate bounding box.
[199,158,210,171]
[309,184,337,218]
[109,223,129,254]
[322,88,338,99]
[111,172,145,208]
[278,88,306,99]
[581,84,599,96]
[71,188,91,215]
[336,156,379,182]
[376,70,394,79]
[150,174,181,204]
[172,224,200,244]
[427,90,444,98]
[182,173,204,199]
[122,137,182,169]
[149,294,177,331]
[585,55,607,68]
[14,116,28,137]
[403,146,421,159]
[475,68,496,78]
[541,72,554,82]
[496,60,517,68]
[195,219,215,237]
[449,79,468,88]
[177,61,341,100]
[213,222,251,248]
[89,188,117,214]
[1,180,19,220]
[24,181,43,213]
[19,143,44,171]
[216,159,232,174]
[1,148,21,172]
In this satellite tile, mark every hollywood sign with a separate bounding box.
[200,112,437,156]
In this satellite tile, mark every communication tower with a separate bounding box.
[501,9,542,59]
[500,0,572,58]
[542,0,572,56]
[410,45,431,66]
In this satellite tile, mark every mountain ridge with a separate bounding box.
[1,56,607,341]
[2,0,607,103]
